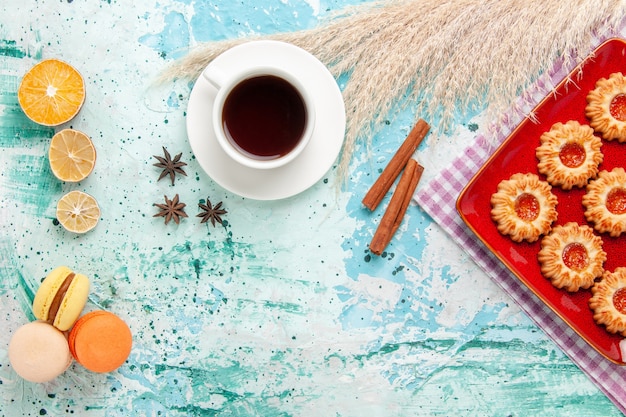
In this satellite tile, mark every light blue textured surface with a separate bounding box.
[0,1,621,416]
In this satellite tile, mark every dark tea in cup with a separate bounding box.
[204,58,316,170]
[221,75,307,160]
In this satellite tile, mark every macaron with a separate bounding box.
[33,266,90,331]
[8,321,73,383]
[68,310,132,373]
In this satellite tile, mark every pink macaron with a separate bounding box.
[8,321,73,383]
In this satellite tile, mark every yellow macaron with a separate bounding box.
[32,266,90,331]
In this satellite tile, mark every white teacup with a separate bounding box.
[203,62,316,170]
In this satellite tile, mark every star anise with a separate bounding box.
[153,146,187,185]
[153,194,188,225]
[197,198,227,226]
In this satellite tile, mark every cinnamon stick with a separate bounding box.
[362,119,429,211]
[369,159,424,255]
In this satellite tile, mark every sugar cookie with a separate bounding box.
[538,222,606,292]
[491,173,558,242]
[536,120,603,190]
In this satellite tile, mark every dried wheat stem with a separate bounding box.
[159,0,626,180]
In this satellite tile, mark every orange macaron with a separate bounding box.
[68,310,132,373]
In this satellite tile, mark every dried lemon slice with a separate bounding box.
[49,129,96,182]
[18,59,85,126]
[56,190,100,233]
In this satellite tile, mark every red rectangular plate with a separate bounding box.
[457,38,626,365]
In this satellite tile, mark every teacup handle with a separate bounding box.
[202,65,227,90]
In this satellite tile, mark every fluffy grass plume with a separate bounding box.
[160,0,626,178]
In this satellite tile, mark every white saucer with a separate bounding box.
[186,40,346,200]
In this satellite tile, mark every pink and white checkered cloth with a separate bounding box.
[414,33,626,414]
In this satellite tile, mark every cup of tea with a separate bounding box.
[203,61,316,170]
